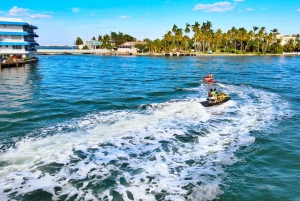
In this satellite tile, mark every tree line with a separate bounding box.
[74,21,300,54]
[75,31,135,49]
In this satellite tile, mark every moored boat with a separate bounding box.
[0,57,38,68]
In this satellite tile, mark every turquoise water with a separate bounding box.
[0,55,299,201]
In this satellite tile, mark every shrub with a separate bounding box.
[82,45,89,50]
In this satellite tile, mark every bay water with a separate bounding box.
[0,55,299,201]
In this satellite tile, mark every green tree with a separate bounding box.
[82,45,89,50]
[184,23,191,51]
[270,29,278,34]
[134,44,147,53]
[223,30,232,52]
[175,28,183,51]
[164,31,173,52]
[75,37,83,45]
[239,28,247,52]
[253,26,259,35]
[214,29,222,53]
[245,30,254,52]
[192,21,200,52]
[284,39,295,52]
[264,33,275,53]
[256,27,266,53]
[183,35,190,51]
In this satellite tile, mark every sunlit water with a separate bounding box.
[0,55,299,201]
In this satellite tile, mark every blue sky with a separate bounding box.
[1,0,299,45]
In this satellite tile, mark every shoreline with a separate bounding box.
[36,50,300,56]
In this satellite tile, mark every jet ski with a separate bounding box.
[201,93,231,107]
[202,76,216,83]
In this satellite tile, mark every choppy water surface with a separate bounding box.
[0,55,299,201]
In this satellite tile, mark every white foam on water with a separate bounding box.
[0,84,293,201]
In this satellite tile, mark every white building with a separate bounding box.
[77,40,102,50]
[275,33,296,46]
[0,17,39,58]
[118,42,147,54]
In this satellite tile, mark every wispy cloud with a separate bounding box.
[246,8,253,11]
[297,8,300,12]
[193,1,234,12]
[30,14,51,19]
[7,6,51,19]
[238,10,243,12]
[72,8,80,13]
[120,15,131,19]
[233,0,245,2]
[8,6,29,16]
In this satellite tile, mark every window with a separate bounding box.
[12,36,22,40]
[12,45,22,49]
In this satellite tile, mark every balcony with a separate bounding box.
[0,49,26,53]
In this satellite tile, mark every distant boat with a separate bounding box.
[1,57,38,68]
[202,77,216,84]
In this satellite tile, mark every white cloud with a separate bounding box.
[7,6,51,19]
[246,8,253,11]
[8,6,29,16]
[234,0,245,2]
[238,10,243,12]
[91,14,95,16]
[297,8,300,12]
[72,8,80,13]
[29,14,51,19]
[120,16,131,19]
[193,1,234,12]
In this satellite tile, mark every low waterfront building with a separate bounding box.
[0,17,39,58]
[78,40,102,50]
[275,33,296,46]
[118,42,147,54]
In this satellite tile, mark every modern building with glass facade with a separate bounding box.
[0,17,39,58]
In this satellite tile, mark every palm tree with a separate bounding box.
[256,27,266,53]
[164,31,173,52]
[239,28,248,52]
[245,30,254,52]
[270,29,278,34]
[172,24,178,49]
[284,39,295,52]
[201,21,213,53]
[223,30,232,52]
[214,29,222,53]
[185,23,190,35]
[183,35,190,51]
[175,28,183,51]
[192,22,200,52]
[253,26,259,35]
[264,33,275,53]
[231,27,237,53]
[234,29,241,53]
[184,23,191,52]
